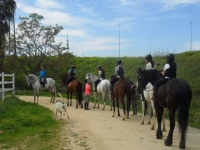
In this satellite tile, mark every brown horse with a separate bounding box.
[60,74,83,109]
[110,75,132,120]
[130,81,140,116]
[137,68,192,149]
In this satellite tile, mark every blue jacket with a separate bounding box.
[39,70,46,78]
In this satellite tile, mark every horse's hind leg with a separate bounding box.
[93,92,96,108]
[165,110,175,147]
[121,98,126,120]
[102,93,106,110]
[116,98,120,117]
[112,96,116,117]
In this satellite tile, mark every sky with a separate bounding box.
[15,0,200,57]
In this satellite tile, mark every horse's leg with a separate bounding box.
[162,109,166,131]
[70,92,73,106]
[141,101,145,124]
[147,101,151,124]
[93,92,96,108]
[109,94,112,111]
[165,109,176,146]
[150,100,156,130]
[116,97,120,117]
[155,105,164,139]
[66,91,69,106]
[97,93,100,108]
[33,89,36,103]
[121,97,126,120]
[102,93,106,110]
[112,96,116,117]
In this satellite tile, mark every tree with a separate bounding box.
[12,13,66,74]
[0,0,16,72]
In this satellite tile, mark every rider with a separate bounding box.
[153,53,177,101]
[66,65,76,91]
[94,65,105,92]
[39,66,46,88]
[110,59,125,95]
[140,54,156,101]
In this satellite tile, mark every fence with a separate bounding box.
[0,72,15,101]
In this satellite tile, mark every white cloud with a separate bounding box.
[60,29,87,37]
[160,0,200,9]
[35,0,64,9]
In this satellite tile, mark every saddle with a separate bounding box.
[40,78,47,86]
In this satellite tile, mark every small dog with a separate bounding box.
[55,93,69,120]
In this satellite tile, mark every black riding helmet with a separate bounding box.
[166,53,175,62]
[145,54,152,61]
[72,65,76,69]
[116,59,122,65]
[97,65,102,69]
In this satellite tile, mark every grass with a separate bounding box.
[0,96,63,150]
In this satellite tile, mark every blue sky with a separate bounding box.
[15,0,200,57]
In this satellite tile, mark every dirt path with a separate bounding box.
[18,96,200,150]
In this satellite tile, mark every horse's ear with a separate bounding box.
[136,67,142,74]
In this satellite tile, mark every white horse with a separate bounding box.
[85,73,112,111]
[141,82,166,131]
[25,74,56,104]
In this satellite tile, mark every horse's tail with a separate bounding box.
[178,81,192,135]
[77,81,83,106]
[126,82,132,111]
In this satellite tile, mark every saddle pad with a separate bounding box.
[68,82,72,87]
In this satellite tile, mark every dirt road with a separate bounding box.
[19,96,200,150]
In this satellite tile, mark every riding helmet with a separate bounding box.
[166,53,175,62]
[97,65,102,69]
[116,59,122,65]
[72,65,76,69]
[145,54,152,61]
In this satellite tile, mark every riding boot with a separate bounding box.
[86,102,90,110]
[84,102,87,110]
[94,83,97,92]
[109,84,113,95]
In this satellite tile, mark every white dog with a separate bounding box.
[55,93,69,120]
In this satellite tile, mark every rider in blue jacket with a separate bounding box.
[39,66,46,87]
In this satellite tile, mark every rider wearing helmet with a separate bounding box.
[140,54,156,101]
[153,53,177,101]
[145,54,156,70]
[110,59,125,95]
[66,65,77,91]
[94,65,105,92]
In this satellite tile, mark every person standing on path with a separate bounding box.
[83,79,91,110]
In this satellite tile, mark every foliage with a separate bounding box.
[10,13,66,75]
[0,96,62,149]
[0,0,17,72]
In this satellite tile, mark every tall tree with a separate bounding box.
[13,13,66,74]
[0,0,16,72]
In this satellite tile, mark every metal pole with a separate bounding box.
[190,21,192,51]
[119,25,120,58]
[150,38,151,54]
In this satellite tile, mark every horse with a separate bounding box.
[60,74,83,109]
[110,75,132,120]
[140,81,166,131]
[25,74,56,104]
[130,82,140,116]
[137,68,192,149]
[85,73,111,111]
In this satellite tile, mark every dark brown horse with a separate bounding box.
[130,81,140,116]
[60,74,83,109]
[137,68,192,149]
[110,75,132,120]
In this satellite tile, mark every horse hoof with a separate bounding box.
[179,142,186,149]
[165,139,173,146]
[150,126,154,130]
[162,128,166,131]
[112,115,115,117]
[148,122,151,124]
[141,121,144,125]
[156,131,163,139]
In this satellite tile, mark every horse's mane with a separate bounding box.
[87,73,98,79]
[28,74,38,81]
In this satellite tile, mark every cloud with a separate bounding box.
[160,0,200,9]
[35,0,64,9]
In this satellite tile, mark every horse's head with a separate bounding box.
[110,75,116,81]
[136,68,146,94]
[85,73,92,82]
[60,74,69,86]
[25,74,37,86]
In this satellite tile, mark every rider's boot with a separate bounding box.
[84,102,87,110]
